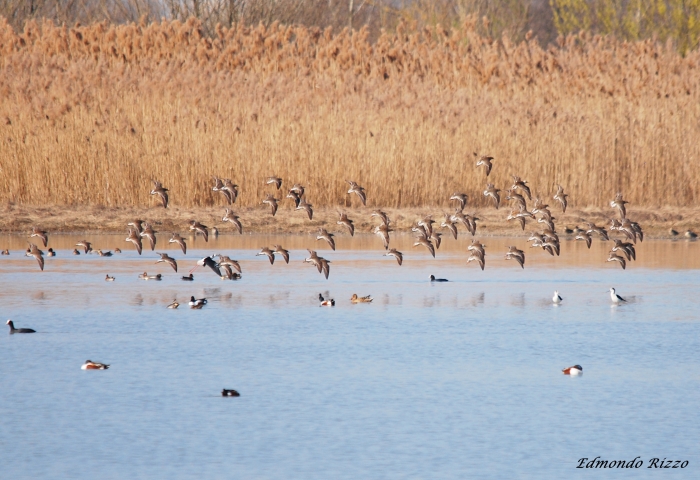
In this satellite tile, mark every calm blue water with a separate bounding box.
[1,235,698,479]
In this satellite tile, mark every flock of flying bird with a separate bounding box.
[7,154,663,380]
[14,155,650,285]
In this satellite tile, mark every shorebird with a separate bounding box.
[686,230,698,239]
[105,275,116,282]
[196,256,222,276]
[505,189,527,210]
[128,220,144,233]
[286,190,301,208]
[337,212,355,236]
[468,239,486,256]
[289,183,306,198]
[554,185,568,212]
[371,210,391,226]
[475,153,494,176]
[383,248,403,266]
[319,258,330,279]
[483,183,501,209]
[257,247,275,265]
[430,231,442,250]
[552,291,563,304]
[30,227,48,247]
[221,179,239,204]
[441,213,458,239]
[607,252,627,270]
[212,176,234,204]
[511,176,532,200]
[272,245,290,264]
[222,389,240,397]
[6,320,35,333]
[467,252,485,270]
[429,275,448,282]
[316,228,336,250]
[296,197,314,220]
[266,176,282,190]
[586,222,609,241]
[537,215,556,232]
[150,180,169,208]
[81,360,109,370]
[167,301,180,309]
[346,180,367,206]
[26,243,44,271]
[262,193,279,216]
[413,237,436,258]
[506,208,532,231]
[217,255,242,273]
[450,193,468,210]
[374,224,391,250]
[304,251,330,279]
[612,239,636,261]
[450,210,471,234]
[219,264,240,280]
[169,233,187,254]
[351,294,373,303]
[125,229,143,255]
[76,240,92,254]
[140,222,157,251]
[610,192,628,218]
[222,208,243,234]
[562,365,582,375]
[621,219,644,243]
[505,246,525,269]
[609,287,627,303]
[156,253,178,272]
[189,221,209,242]
[575,231,592,248]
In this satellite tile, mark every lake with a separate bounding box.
[1,233,698,479]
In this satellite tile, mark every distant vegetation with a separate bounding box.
[0,12,698,209]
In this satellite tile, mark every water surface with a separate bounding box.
[1,234,698,479]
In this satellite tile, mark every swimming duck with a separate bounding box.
[81,360,109,370]
[222,389,240,397]
[181,274,194,281]
[351,294,373,303]
[167,301,179,309]
[1,249,8,255]
[6,319,35,333]
[319,294,335,307]
[429,275,448,282]
[189,296,207,307]
[47,248,56,257]
[105,275,115,282]
[72,249,80,255]
[114,248,122,253]
[562,365,582,375]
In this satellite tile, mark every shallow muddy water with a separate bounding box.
[1,233,698,479]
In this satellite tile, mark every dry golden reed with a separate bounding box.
[0,17,698,211]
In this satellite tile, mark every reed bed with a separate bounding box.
[0,17,699,210]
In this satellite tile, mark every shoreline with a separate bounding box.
[0,204,697,239]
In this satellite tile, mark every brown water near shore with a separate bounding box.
[2,232,698,272]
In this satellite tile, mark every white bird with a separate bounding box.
[552,291,563,304]
[609,287,627,304]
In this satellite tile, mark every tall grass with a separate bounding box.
[0,17,698,210]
